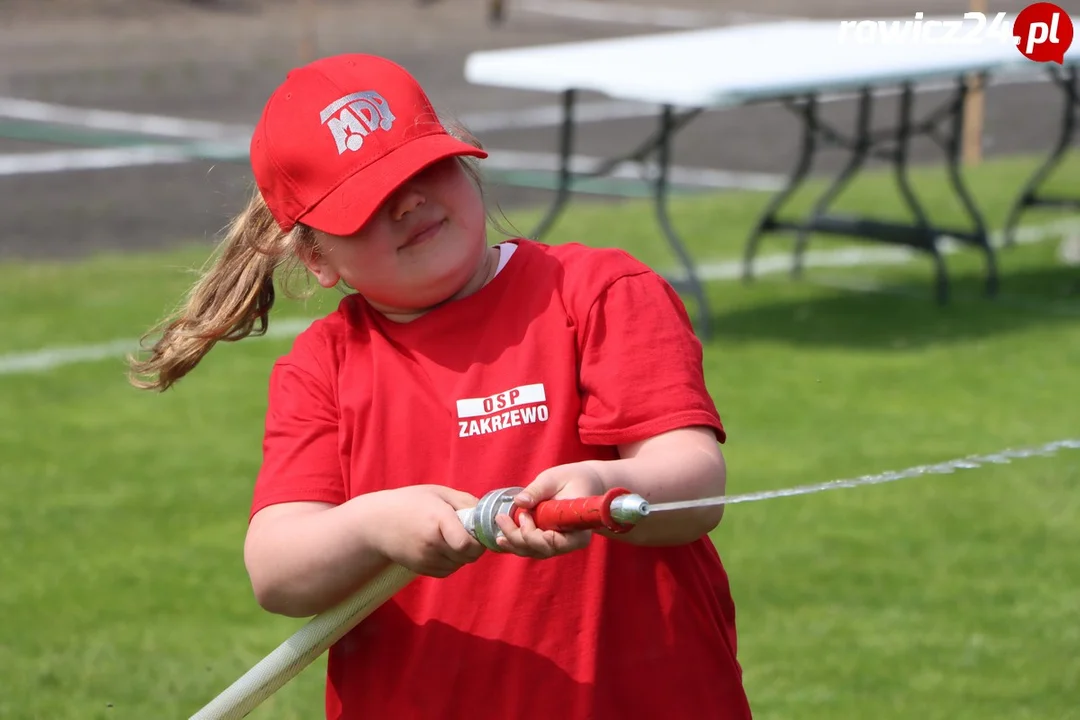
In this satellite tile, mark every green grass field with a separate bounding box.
[2,152,1079,719]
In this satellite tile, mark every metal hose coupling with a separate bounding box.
[457,486,650,552]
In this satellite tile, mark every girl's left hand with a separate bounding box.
[494,462,607,559]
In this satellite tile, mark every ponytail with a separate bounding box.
[128,188,315,392]
[131,111,506,393]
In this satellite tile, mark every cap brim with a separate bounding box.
[298,133,488,236]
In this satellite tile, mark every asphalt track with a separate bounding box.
[0,0,1070,262]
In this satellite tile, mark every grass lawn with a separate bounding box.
[1,151,1079,719]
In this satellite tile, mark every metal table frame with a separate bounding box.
[518,62,1080,339]
[741,75,997,306]
[1003,65,1080,246]
[522,75,1009,339]
[521,89,710,334]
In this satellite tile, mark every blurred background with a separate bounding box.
[2,2,1079,719]
[0,0,1068,261]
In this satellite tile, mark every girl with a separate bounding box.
[130,53,753,720]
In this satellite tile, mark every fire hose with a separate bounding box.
[187,486,653,720]
[173,437,1080,718]
[184,437,1080,718]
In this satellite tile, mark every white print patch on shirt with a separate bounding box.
[456,383,549,438]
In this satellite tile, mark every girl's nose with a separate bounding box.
[390,185,425,221]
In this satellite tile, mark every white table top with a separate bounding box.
[465,19,1078,108]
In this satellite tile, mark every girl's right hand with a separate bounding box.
[370,485,487,578]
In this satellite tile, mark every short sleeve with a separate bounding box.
[576,270,726,446]
[250,337,346,521]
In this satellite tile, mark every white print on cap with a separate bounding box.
[319,91,396,155]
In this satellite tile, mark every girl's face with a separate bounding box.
[302,158,493,320]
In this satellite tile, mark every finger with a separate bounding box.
[413,556,460,578]
[493,513,526,550]
[439,537,485,566]
[493,511,589,559]
[516,510,592,556]
[496,512,563,559]
[515,511,562,557]
[514,467,565,509]
[493,513,546,558]
[438,487,481,511]
[560,529,593,552]
[431,538,484,570]
[441,520,485,562]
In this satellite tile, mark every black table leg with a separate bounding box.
[521,94,709,335]
[1003,65,1079,247]
[530,89,576,240]
[743,96,819,282]
[741,75,997,302]
[943,75,996,298]
[653,105,711,338]
[893,83,947,302]
[792,88,873,278]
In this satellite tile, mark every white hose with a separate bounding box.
[187,508,481,720]
[188,563,418,720]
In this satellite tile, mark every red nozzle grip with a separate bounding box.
[511,487,635,533]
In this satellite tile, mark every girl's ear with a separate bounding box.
[297,237,341,289]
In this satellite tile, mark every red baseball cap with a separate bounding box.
[249,54,488,236]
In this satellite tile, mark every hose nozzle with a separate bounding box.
[457,487,649,552]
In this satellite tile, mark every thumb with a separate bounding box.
[514,467,565,508]
[435,487,480,511]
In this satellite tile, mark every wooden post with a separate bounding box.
[962,0,988,166]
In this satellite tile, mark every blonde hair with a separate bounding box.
[128,117,506,392]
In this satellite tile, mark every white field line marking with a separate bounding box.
[0,97,251,140]
[0,95,665,141]
[681,216,1080,283]
[0,142,785,190]
[482,149,787,191]
[0,95,660,143]
[457,100,664,132]
[0,66,1052,152]
[692,438,1080,508]
[808,273,1080,316]
[0,66,1048,177]
[509,0,733,28]
[0,145,194,176]
[0,140,252,176]
[2,218,1077,377]
[0,318,316,376]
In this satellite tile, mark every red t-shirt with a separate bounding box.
[252,239,752,720]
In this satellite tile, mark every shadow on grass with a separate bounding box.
[710,261,1080,351]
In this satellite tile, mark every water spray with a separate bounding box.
[187,438,1080,719]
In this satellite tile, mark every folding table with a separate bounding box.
[465,19,1080,337]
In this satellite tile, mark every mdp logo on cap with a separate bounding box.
[1013,2,1074,63]
[320,90,397,155]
